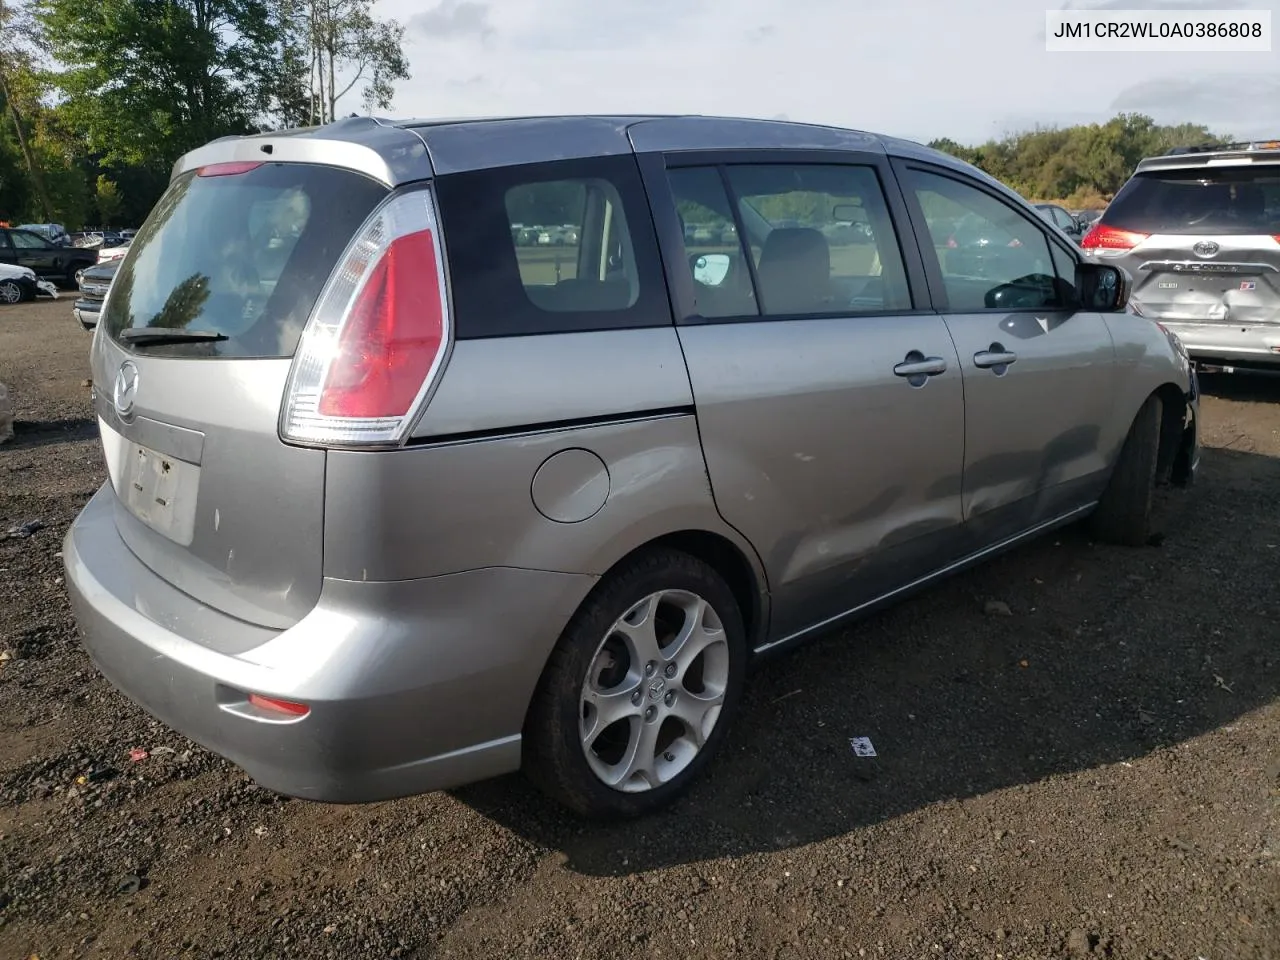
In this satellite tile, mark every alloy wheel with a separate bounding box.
[579,589,730,793]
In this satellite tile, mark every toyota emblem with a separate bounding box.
[113,361,139,419]
[1192,240,1220,258]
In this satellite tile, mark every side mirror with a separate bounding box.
[1077,262,1130,312]
[691,253,730,287]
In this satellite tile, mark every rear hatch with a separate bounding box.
[91,160,390,632]
[1083,164,1280,324]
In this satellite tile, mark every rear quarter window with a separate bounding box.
[103,163,388,358]
[434,155,672,338]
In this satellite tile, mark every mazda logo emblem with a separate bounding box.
[113,361,139,419]
[1192,240,1220,258]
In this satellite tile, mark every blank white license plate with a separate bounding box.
[99,418,200,546]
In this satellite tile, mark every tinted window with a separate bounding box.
[103,162,387,358]
[666,167,758,319]
[722,164,912,317]
[503,177,640,312]
[1104,167,1280,235]
[909,170,1070,311]
[436,155,671,338]
[11,230,45,250]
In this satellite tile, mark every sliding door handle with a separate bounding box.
[974,343,1017,370]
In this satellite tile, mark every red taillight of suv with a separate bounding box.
[1081,224,1150,252]
[281,190,451,446]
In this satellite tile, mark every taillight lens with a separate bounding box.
[1081,224,1150,252]
[281,189,450,446]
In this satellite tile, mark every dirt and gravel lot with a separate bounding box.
[1,297,1277,960]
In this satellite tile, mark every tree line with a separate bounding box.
[927,114,1229,209]
[0,0,408,227]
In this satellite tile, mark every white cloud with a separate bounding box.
[382,0,1280,144]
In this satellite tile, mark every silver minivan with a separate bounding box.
[63,115,1199,819]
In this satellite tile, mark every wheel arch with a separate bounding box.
[588,529,769,651]
[1152,382,1192,485]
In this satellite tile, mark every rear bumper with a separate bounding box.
[73,300,100,331]
[1158,321,1280,369]
[63,483,597,802]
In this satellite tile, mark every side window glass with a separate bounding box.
[665,166,758,319]
[721,164,912,317]
[503,178,639,312]
[434,155,670,338]
[11,230,44,250]
[910,171,1063,312]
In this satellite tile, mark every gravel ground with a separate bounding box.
[1,298,1278,960]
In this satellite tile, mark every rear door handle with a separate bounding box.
[974,345,1017,370]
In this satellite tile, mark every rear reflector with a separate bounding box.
[1081,224,1150,251]
[281,189,451,446]
[196,161,264,178]
[247,694,310,718]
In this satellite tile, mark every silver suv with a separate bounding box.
[63,115,1199,819]
[1082,139,1280,371]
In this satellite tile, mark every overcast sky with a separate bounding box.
[379,0,1280,144]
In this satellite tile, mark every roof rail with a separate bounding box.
[1164,139,1280,156]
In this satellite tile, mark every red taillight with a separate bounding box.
[1081,224,1150,251]
[282,190,451,446]
[196,161,263,177]
[317,230,444,418]
[247,694,310,717]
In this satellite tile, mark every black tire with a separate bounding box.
[522,548,746,819]
[1088,395,1162,546]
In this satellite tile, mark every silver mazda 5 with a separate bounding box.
[63,115,1198,818]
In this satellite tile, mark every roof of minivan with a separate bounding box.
[173,113,984,187]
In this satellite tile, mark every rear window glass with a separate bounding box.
[1104,167,1280,236]
[103,163,387,358]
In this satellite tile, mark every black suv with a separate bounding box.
[0,226,98,288]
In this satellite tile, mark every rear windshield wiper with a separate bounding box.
[118,328,230,346]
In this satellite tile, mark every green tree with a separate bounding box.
[0,0,55,220]
[298,0,410,124]
[35,0,301,171]
[95,175,123,224]
[928,114,1232,204]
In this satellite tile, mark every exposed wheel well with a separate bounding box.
[1153,383,1190,485]
[603,531,765,647]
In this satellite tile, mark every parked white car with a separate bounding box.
[0,262,59,304]
[97,239,131,264]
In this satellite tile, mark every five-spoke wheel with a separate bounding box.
[523,548,746,819]
[580,589,730,792]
